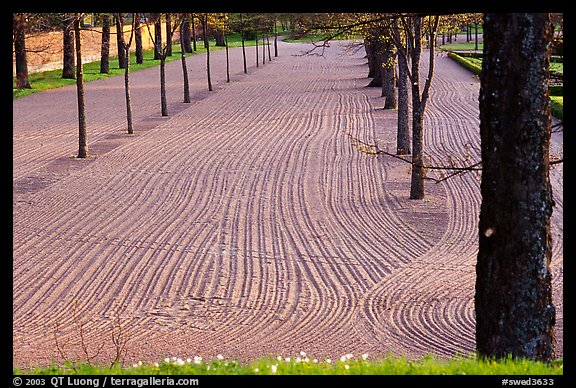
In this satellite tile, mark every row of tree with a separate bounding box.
[299,12,561,363]
[14,12,561,364]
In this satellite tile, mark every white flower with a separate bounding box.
[176,358,185,365]
[271,364,277,373]
[186,358,192,363]
[300,351,306,357]
[277,356,282,361]
[216,354,224,360]
[361,353,369,360]
[344,364,350,370]
[285,357,291,362]
[295,357,301,363]
[254,367,259,373]
[326,358,332,364]
[194,356,203,364]
[153,362,159,367]
[164,357,170,363]
[340,355,347,362]
[313,358,318,363]
[132,363,139,368]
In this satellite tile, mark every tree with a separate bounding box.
[62,13,75,79]
[13,13,31,89]
[475,13,556,362]
[165,13,173,56]
[153,14,162,60]
[393,18,410,155]
[181,13,193,53]
[74,14,88,158]
[179,15,191,103]
[115,13,127,69]
[116,13,137,134]
[198,13,213,91]
[145,13,183,116]
[134,16,144,64]
[100,13,111,74]
[391,14,440,199]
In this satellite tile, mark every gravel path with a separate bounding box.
[13,40,563,368]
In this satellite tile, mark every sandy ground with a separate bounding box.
[13,39,563,368]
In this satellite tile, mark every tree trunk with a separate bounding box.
[62,14,75,79]
[202,16,212,91]
[100,14,110,73]
[74,16,88,158]
[135,16,144,64]
[255,31,259,68]
[154,14,162,60]
[115,14,126,69]
[241,27,247,74]
[215,29,226,46]
[160,57,168,116]
[367,36,383,87]
[381,37,397,108]
[475,13,556,363]
[180,20,191,103]
[124,45,133,134]
[191,16,197,51]
[182,13,193,53]
[394,20,410,155]
[225,32,230,83]
[165,13,172,56]
[13,13,31,89]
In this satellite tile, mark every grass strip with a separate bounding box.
[15,353,563,375]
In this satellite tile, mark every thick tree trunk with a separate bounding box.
[100,14,110,73]
[74,16,88,158]
[165,13,172,56]
[124,45,133,134]
[395,21,410,155]
[409,17,425,199]
[62,15,75,79]
[366,37,383,87]
[476,13,556,363]
[115,14,126,69]
[135,17,144,64]
[154,15,162,60]
[180,20,191,103]
[215,29,226,46]
[182,13,193,53]
[381,37,397,108]
[160,57,168,116]
[202,16,212,91]
[13,13,31,89]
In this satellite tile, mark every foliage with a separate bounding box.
[447,52,482,75]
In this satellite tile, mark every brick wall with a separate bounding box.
[13,22,174,75]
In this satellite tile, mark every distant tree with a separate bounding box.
[165,13,173,56]
[13,13,31,89]
[179,15,191,103]
[475,12,556,363]
[100,13,111,73]
[181,13,193,53]
[115,13,126,69]
[116,12,137,134]
[392,18,410,155]
[134,16,144,64]
[153,14,162,60]
[198,13,213,91]
[74,14,88,158]
[62,13,75,79]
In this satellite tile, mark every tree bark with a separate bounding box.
[475,12,556,363]
[367,34,383,87]
[100,13,110,73]
[202,15,212,91]
[182,13,193,53]
[409,16,425,199]
[154,14,162,60]
[135,16,144,64]
[180,19,191,103]
[165,13,172,56]
[394,20,410,155]
[74,16,88,158]
[13,13,31,89]
[62,14,75,79]
[115,14,126,69]
[381,36,397,108]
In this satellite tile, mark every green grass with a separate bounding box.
[14,353,563,375]
[13,33,259,99]
[439,42,483,51]
[550,96,563,121]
